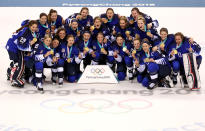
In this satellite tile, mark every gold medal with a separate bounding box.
[173,50,178,54]
[33,38,37,42]
[101,48,105,52]
[146,32,151,36]
[125,31,130,35]
[84,47,89,52]
[90,26,95,30]
[67,58,71,63]
[132,50,136,54]
[144,58,149,63]
[160,43,165,48]
[123,47,127,52]
[50,50,54,55]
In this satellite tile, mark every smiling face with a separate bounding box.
[44,37,52,47]
[29,23,38,33]
[51,12,57,22]
[106,10,114,20]
[142,42,150,53]
[52,39,59,48]
[80,9,88,19]
[71,22,78,30]
[58,30,66,40]
[67,36,75,47]
[40,15,47,25]
[116,36,124,46]
[175,35,183,45]
[131,10,139,20]
[94,19,102,29]
[119,19,126,29]
[137,19,145,31]
[133,40,141,49]
[83,33,91,42]
[97,34,104,43]
[160,31,168,41]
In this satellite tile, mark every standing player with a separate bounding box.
[153,28,175,55]
[6,20,38,87]
[64,19,82,42]
[48,9,65,30]
[133,16,159,45]
[65,7,93,30]
[37,13,51,41]
[168,32,201,86]
[90,16,110,42]
[100,8,120,34]
[128,7,159,29]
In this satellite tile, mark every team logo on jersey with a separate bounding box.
[61,48,65,53]
[93,46,96,50]
[40,50,43,54]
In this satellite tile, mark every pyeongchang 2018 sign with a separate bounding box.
[78,65,118,84]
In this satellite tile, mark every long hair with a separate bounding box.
[48,9,57,24]
[16,20,38,33]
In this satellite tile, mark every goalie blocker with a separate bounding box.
[183,53,201,90]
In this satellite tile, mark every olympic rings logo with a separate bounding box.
[40,98,152,114]
[90,68,105,75]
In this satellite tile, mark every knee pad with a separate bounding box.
[124,56,133,67]
[142,77,149,87]
[137,75,143,83]
[35,62,43,71]
[172,60,180,72]
[147,62,159,74]
[68,75,76,83]
[117,72,126,81]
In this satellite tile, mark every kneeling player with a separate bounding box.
[59,35,82,83]
[140,39,171,89]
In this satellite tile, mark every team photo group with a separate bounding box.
[5,7,202,93]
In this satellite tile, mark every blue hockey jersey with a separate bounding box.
[34,41,52,63]
[100,13,119,33]
[50,15,63,29]
[140,49,169,66]
[37,20,51,40]
[59,44,80,64]
[133,26,159,45]
[91,25,110,41]
[168,40,190,64]
[154,34,175,54]
[65,13,94,29]
[128,13,159,29]
[6,27,37,53]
